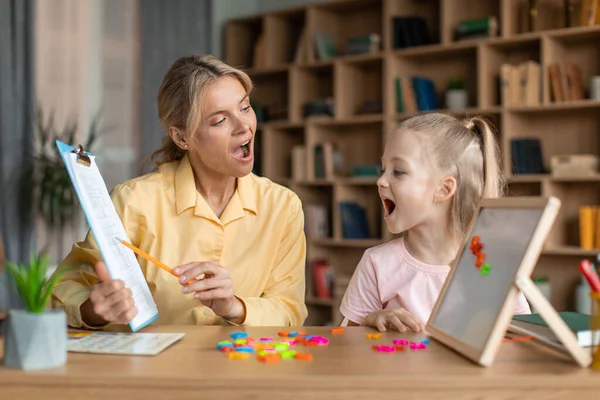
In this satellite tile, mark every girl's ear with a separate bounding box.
[435,176,457,203]
[168,127,188,150]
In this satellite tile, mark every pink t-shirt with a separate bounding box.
[340,237,531,325]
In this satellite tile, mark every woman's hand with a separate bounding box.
[173,262,246,324]
[364,308,424,332]
[81,261,138,326]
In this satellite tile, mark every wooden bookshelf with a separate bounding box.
[225,0,600,326]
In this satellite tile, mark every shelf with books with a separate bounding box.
[543,182,600,251]
[390,45,478,115]
[307,0,383,63]
[543,29,600,104]
[334,57,383,119]
[442,0,501,44]
[224,0,600,325]
[503,107,600,179]
[481,38,541,108]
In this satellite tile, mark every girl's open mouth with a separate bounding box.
[382,198,396,217]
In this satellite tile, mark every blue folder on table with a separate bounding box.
[56,140,159,332]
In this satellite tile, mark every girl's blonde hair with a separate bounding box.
[149,54,253,167]
[396,112,505,241]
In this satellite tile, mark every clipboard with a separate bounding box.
[56,140,159,332]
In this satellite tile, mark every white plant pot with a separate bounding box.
[445,89,468,110]
[3,309,67,370]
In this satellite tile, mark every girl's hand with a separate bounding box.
[173,262,245,324]
[364,308,424,332]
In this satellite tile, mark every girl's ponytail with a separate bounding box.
[465,117,505,199]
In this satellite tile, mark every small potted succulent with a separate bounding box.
[445,76,468,110]
[3,252,69,370]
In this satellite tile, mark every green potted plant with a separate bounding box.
[2,252,69,370]
[21,105,108,255]
[445,76,468,110]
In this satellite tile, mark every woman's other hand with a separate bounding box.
[173,261,245,324]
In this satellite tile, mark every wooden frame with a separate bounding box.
[426,196,591,368]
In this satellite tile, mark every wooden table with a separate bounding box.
[1,325,599,399]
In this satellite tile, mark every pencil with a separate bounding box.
[116,237,184,282]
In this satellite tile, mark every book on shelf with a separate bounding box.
[579,205,600,250]
[500,61,541,107]
[345,34,380,56]
[391,16,429,49]
[455,16,498,41]
[313,141,344,179]
[548,62,584,102]
[313,31,336,60]
[304,203,329,239]
[311,259,333,299]
[339,202,370,239]
[395,76,436,113]
[510,138,544,175]
[580,0,600,26]
[512,312,598,347]
[291,145,307,181]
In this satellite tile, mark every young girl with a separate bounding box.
[339,113,531,332]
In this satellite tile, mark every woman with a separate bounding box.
[52,54,308,328]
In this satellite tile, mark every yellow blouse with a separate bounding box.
[52,155,307,328]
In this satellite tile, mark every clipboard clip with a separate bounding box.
[72,144,91,167]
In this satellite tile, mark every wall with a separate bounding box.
[211,0,327,58]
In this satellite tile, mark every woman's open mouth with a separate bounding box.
[233,139,253,161]
[382,197,396,217]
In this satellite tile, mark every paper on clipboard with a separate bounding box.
[56,140,159,332]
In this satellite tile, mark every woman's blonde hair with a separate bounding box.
[148,54,253,167]
[395,112,505,241]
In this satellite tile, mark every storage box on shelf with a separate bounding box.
[225,0,600,325]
